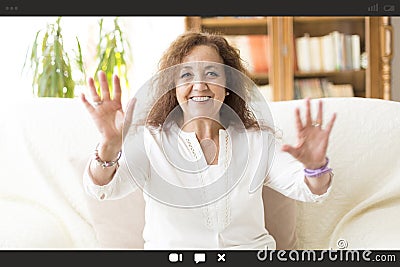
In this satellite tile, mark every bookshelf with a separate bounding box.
[185,16,393,101]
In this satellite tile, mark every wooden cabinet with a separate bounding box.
[185,16,393,101]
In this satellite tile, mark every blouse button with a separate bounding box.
[99,193,106,200]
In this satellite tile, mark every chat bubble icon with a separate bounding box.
[194,253,206,264]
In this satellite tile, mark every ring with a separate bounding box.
[93,101,103,107]
[312,122,321,127]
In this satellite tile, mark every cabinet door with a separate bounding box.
[366,16,393,100]
[270,17,294,101]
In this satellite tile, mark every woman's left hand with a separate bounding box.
[281,98,337,169]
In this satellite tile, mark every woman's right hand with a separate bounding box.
[80,71,136,154]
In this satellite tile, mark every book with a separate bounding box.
[331,31,344,71]
[309,36,322,72]
[320,78,332,97]
[295,31,360,73]
[295,33,312,72]
[320,33,336,72]
[248,34,270,74]
[295,78,324,99]
[294,79,301,99]
[344,34,353,70]
[224,35,270,74]
[321,79,354,97]
[351,34,361,70]
[328,83,354,97]
[224,35,254,73]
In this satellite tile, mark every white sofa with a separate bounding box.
[1,96,400,250]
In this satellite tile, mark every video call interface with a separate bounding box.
[1,0,400,266]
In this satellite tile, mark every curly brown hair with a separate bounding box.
[145,31,260,130]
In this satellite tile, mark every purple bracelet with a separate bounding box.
[304,157,333,178]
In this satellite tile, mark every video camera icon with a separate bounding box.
[169,253,183,263]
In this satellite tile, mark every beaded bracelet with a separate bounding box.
[94,143,122,169]
[304,157,333,178]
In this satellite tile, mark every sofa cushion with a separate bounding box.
[269,97,400,249]
[3,96,399,250]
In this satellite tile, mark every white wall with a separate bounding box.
[122,17,185,103]
[0,17,53,100]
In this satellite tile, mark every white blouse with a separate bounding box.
[83,123,332,250]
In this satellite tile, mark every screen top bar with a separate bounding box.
[1,0,400,16]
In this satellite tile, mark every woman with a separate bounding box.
[80,31,336,249]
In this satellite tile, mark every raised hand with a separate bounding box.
[281,98,336,169]
[80,71,136,149]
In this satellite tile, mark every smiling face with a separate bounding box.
[175,45,227,122]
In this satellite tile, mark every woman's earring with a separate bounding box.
[226,91,230,96]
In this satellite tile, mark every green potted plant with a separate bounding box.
[23,17,84,98]
[93,17,132,97]
[23,17,131,98]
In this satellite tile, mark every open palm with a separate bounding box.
[80,71,136,147]
[281,98,337,169]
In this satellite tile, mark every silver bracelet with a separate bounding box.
[94,143,122,168]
